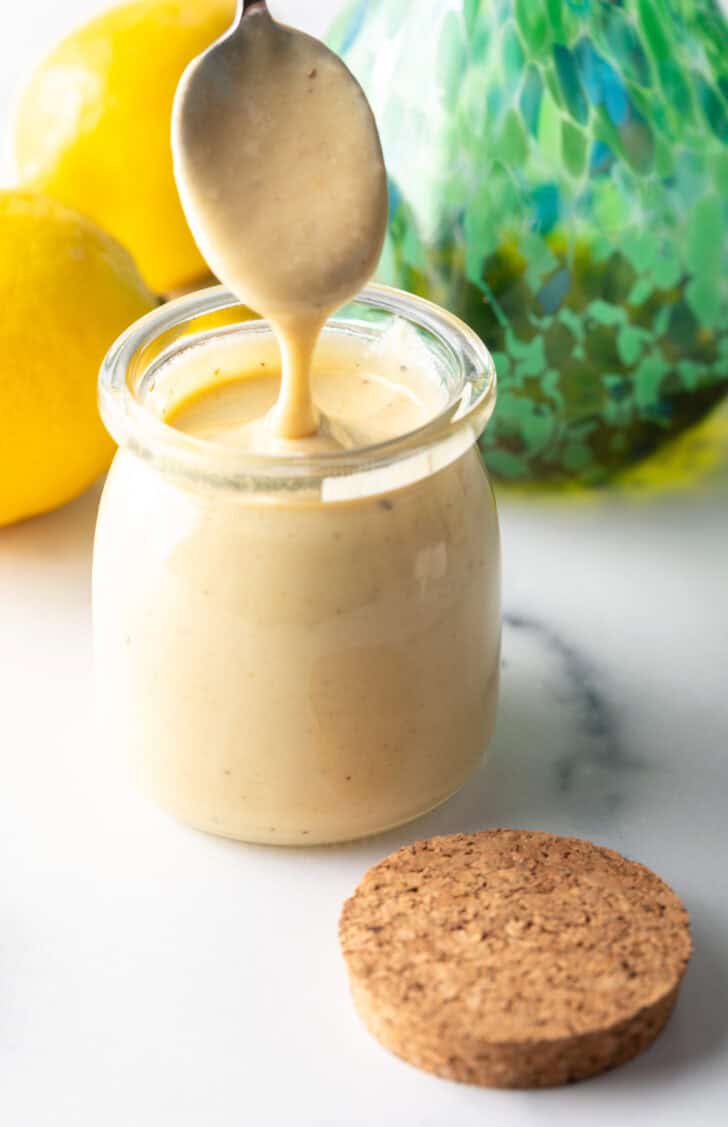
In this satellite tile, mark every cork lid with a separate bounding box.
[339,829,692,1088]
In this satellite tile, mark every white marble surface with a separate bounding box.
[2,2,728,1125]
[3,453,728,1126]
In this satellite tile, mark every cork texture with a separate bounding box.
[339,829,692,1088]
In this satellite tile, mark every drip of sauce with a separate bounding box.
[172,1,388,440]
[153,328,444,456]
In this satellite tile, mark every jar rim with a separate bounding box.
[99,283,497,490]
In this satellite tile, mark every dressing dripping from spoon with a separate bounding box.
[172,0,388,440]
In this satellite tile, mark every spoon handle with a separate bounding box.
[232,0,268,32]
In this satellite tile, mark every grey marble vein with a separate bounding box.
[503,610,647,809]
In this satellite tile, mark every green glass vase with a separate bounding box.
[330,0,728,485]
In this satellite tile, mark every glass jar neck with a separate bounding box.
[99,283,497,496]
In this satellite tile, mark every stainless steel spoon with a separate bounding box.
[171,0,388,323]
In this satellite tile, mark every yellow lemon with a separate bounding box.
[0,190,157,527]
[14,0,236,294]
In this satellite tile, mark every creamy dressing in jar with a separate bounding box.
[94,315,499,842]
[93,4,500,843]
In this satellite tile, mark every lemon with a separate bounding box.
[0,190,157,527]
[14,0,236,294]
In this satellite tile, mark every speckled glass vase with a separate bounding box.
[329,0,728,484]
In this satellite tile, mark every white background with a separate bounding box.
[2,3,728,1127]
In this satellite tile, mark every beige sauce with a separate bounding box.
[154,326,443,454]
[92,8,500,844]
[93,332,499,844]
[173,2,387,438]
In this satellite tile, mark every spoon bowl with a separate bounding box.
[172,0,388,324]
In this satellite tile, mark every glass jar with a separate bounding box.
[93,284,500,845]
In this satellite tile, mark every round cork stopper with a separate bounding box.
[339,829,692,1088]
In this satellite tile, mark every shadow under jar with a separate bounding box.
[93,284,500,845]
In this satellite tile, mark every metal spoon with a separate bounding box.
[171,0,388,325]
